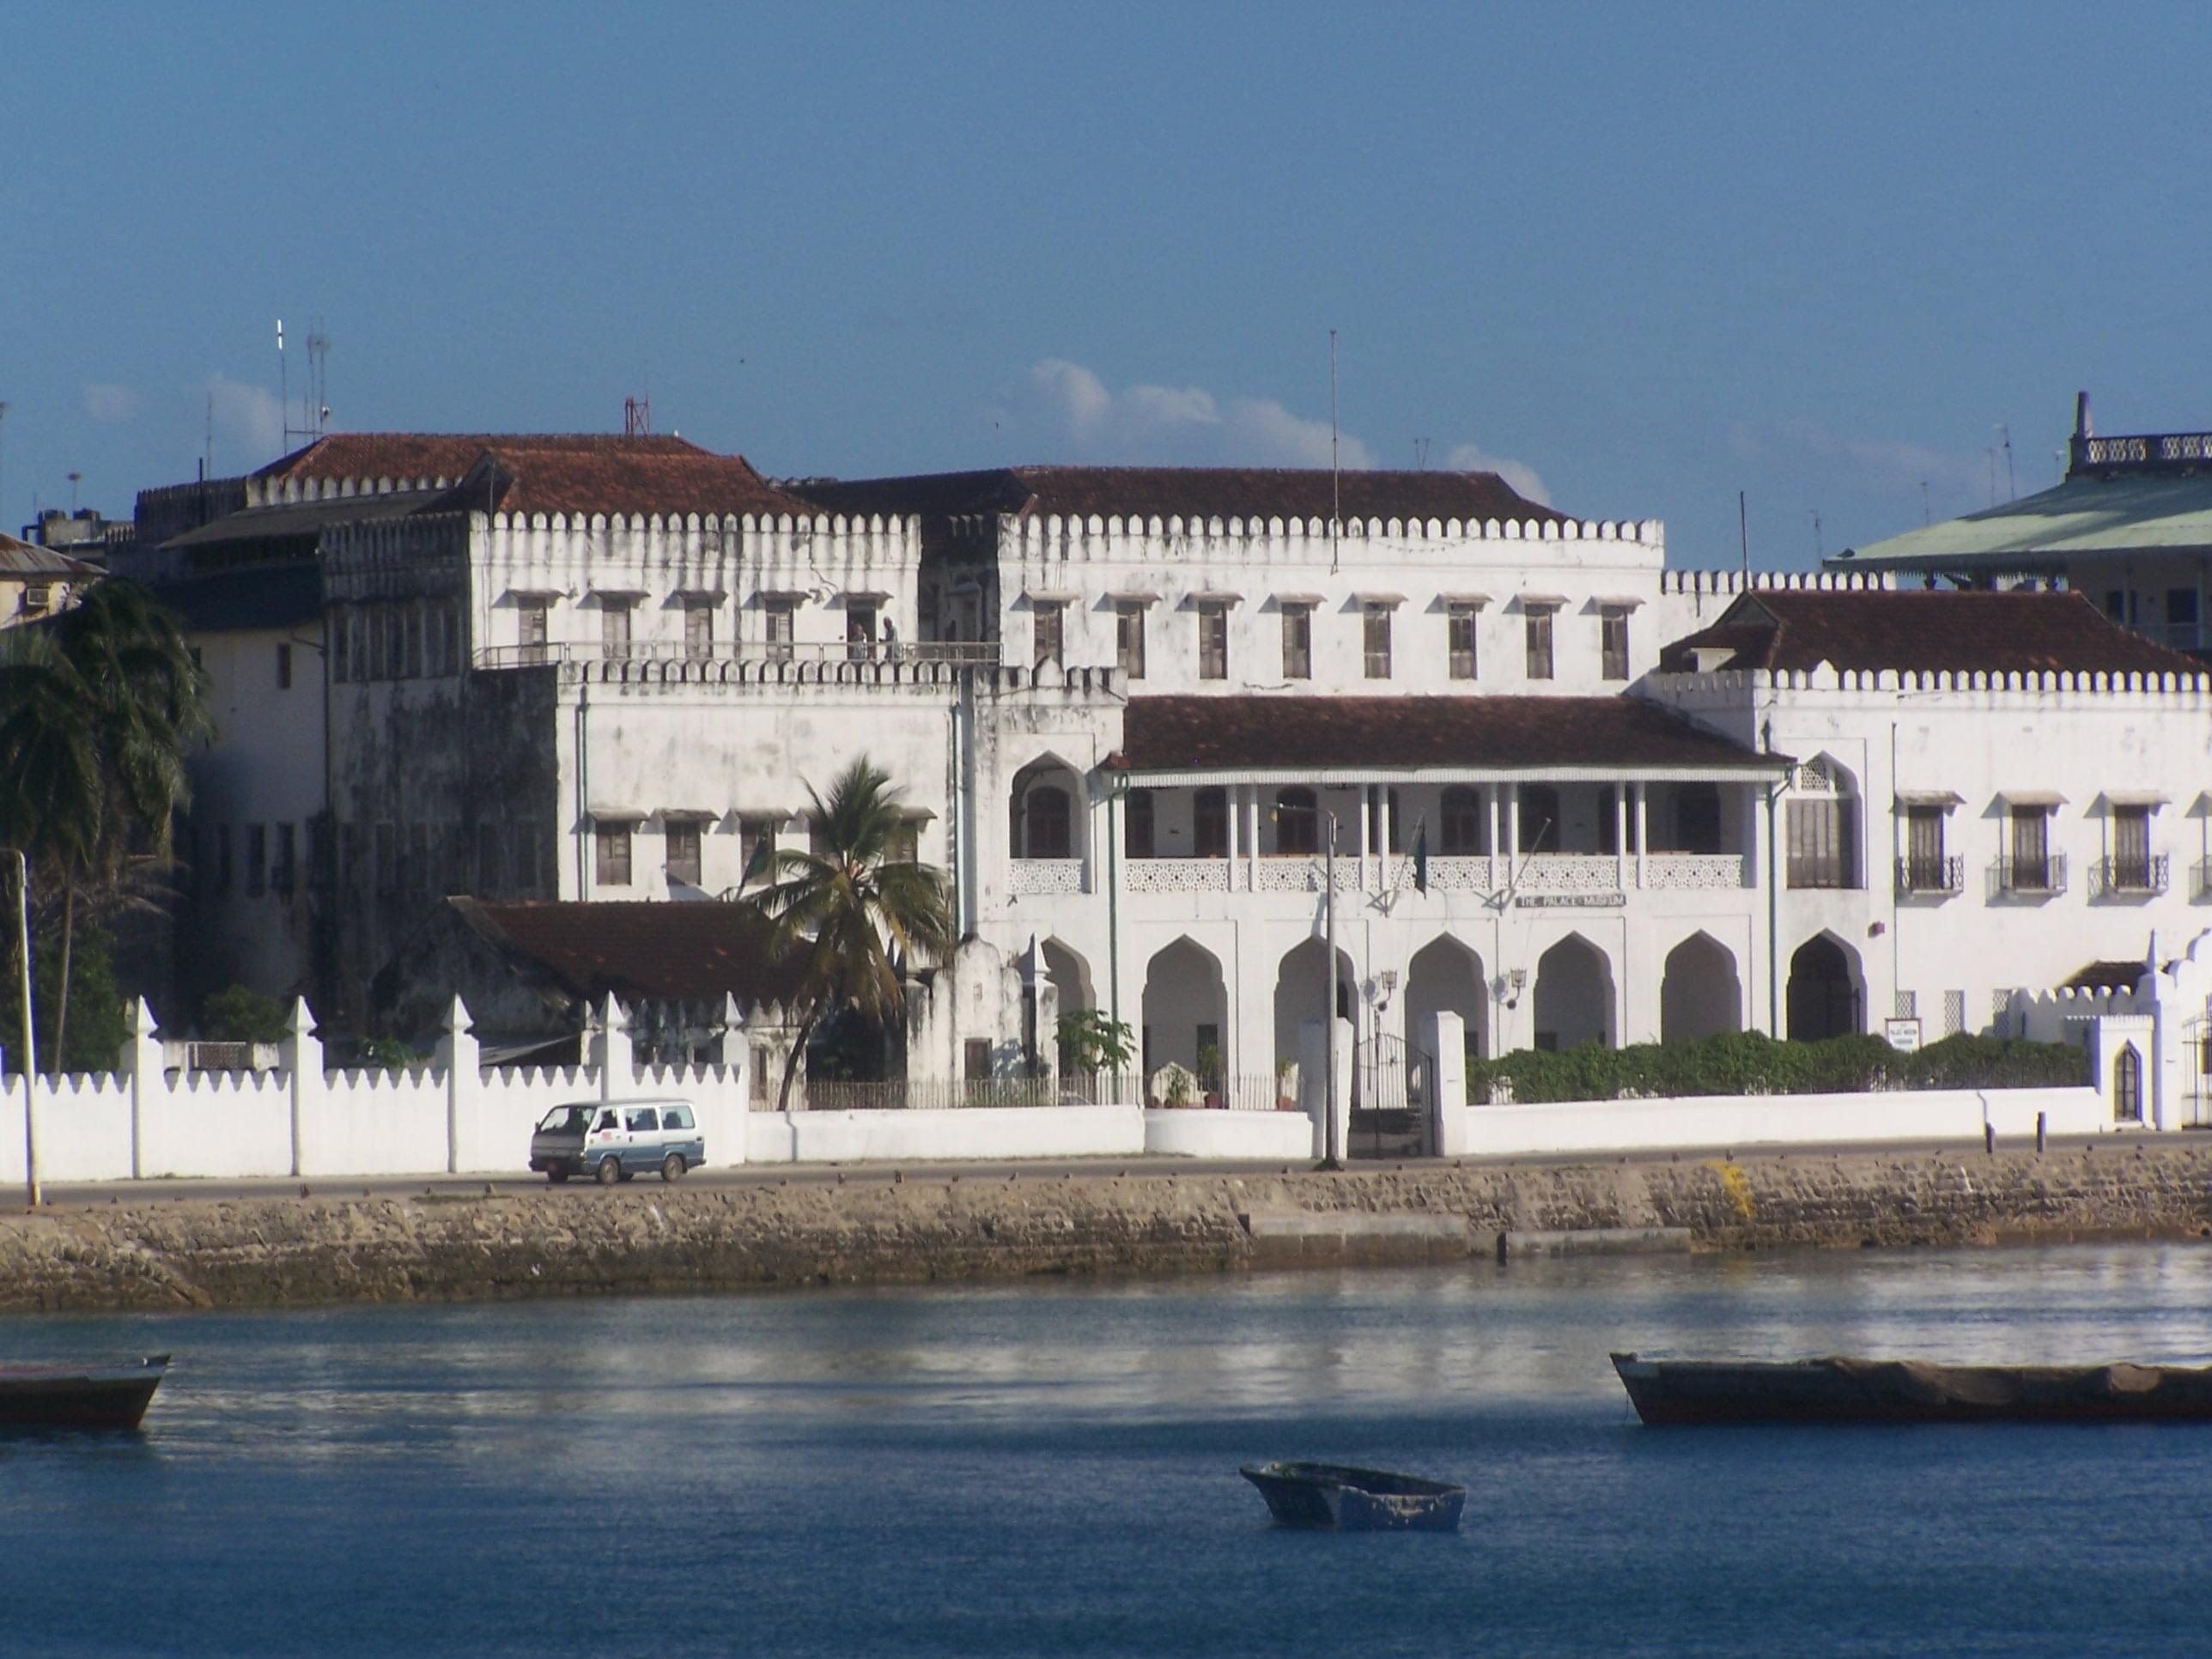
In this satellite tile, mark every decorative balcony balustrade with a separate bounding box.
[2092,854,2168,898]
[1895,855,1965,896]
[1990,852,2068,898]
[475,638,1000,671]
[1094,849,1752,902]
[1008,858,1087,896]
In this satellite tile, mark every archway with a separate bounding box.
[1009,755,1084,860]
[1041,938,1094,1018]
[2114,1043,2143,1122]
[1532,933,1614,1051]
[1140,937,1227,1079]
[1785,934,1862,1042]
[1404,935,1486,1062]
[1273,935,1358,1068]
[1660,933,1743,1043]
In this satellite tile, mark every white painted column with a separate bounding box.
[1426,1010,1469,1157]
[1634,781,1650,889]
[438,996,479,1174]
[1243,787,1261,891]
[1613,785,1629,890]
[118,997,163,1181]
[280,996,325,1178]
[1486,787,1502,889]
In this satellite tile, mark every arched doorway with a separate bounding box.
[2114,1043,2143,1122]
[1404,935,1486,1062]
[1140,937,1226,1079]
[1660,933,1743,1042]
[1273,935,1358,1069]
[1533,934,1614,1051]
[1785,934,1862,1041]
[1009,756,1084,860]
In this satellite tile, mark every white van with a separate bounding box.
[529,1098,705,1185]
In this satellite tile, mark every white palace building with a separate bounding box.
[116,429,2212,1121]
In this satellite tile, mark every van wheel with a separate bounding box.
[660,1153,686,1183]
[547,1168,570,1185]
[596,1155,622,1187]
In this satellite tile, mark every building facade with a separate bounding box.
[130,438,2212,1109]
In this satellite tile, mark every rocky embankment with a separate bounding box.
[3,1144,2211,1314]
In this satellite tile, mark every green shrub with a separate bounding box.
[1466,1029,2086,1104]
[199,984,292,1045]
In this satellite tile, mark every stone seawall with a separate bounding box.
[4,1145,2211,1315]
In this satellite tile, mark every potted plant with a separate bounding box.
[1197,1043,1224,1109]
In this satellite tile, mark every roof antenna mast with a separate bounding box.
[1328,329,1340,574]
[1738,489,1749,583]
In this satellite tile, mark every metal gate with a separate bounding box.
[1351,1035,1436,1158]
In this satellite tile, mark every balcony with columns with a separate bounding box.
[1006,776,1760,904]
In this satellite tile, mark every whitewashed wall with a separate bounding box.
[1445,1084,2111,1158]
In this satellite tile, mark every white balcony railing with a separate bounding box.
[1009,859,1086,896]
[1106,848,1753,900]
[474,639,1000,671]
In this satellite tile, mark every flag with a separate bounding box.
[1413,822,1429,894]
[740,830,774,889]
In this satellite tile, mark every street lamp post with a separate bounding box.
[8,850,38,1208]
[1321,811,1342,1170]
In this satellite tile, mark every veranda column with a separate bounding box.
[1633,781,1650,889]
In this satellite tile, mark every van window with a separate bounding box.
[661,1105,696,1131]
[625,1107,660,1133]
[537,1105,592,1134]
[596,1110,619,1132]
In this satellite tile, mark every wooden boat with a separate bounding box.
[0,1355,169,1430]
[1612,1351,2212,1426]
[1239,1462,1465,1531]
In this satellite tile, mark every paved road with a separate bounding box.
[24,1128,2159,1211]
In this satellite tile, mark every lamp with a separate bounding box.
[1498,969,1527,1010]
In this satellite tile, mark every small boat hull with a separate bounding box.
[0,1355,169,1430]
[1240,1462,1465,1532]
[1613,1352,2212,1426]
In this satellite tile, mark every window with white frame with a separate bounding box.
[1032,601,1064,668]
[1280,603,1312,679]
[1115,602,1146,680]
[684,601,714,658]
[1525,607,1555,680]
[1600,606,1630,681]
[1197,601,1230,681]
[1447,605,1480,680]
[595,821,634,886]
[665,821,702,886]
[762,599,795,663]
[601,601,633,660]
[1362,605,1393,679]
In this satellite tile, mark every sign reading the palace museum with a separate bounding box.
[1514,892,1628,908]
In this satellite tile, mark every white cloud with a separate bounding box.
[1734,416,1988,503]
[1010,359,1556,497]
[207,374,286,462]
[1444,441,1550,506]
[1016,359,1371,469]
[83,383,140,423]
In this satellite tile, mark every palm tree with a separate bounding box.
[744,757,953,1111]
[0,580,211,1070]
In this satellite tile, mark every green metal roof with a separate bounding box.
[1834,471,2212,572]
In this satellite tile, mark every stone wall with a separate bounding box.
[4,1143,2209,1316]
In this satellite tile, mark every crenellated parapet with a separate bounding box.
[1651,663,2212,702]
[1005,509,1665,563]
[1660,569,1894,596]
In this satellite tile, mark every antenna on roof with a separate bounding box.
[276,319,287,454]
[1328,330,1340,574]
[1809,509,1823,562]
[1413,436,1429,470]
[624,396,652,437]
[1995,422,2015,501]
[1921,479,1930,524]
[0,401,9,530]
[1738,490,1749,581]
[279,317,332,451]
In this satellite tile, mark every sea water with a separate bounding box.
[8,1243,2212,1657]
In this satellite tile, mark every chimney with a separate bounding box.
[2068,390,2094,477]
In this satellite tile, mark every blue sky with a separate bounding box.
[5,2,2208,566]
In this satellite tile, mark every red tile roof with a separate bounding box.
[256,434,811,520]
[792,465,1565,529]
[457,899,805,1006]
[1660,590,2206,677]
[1110,696,1776,774]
